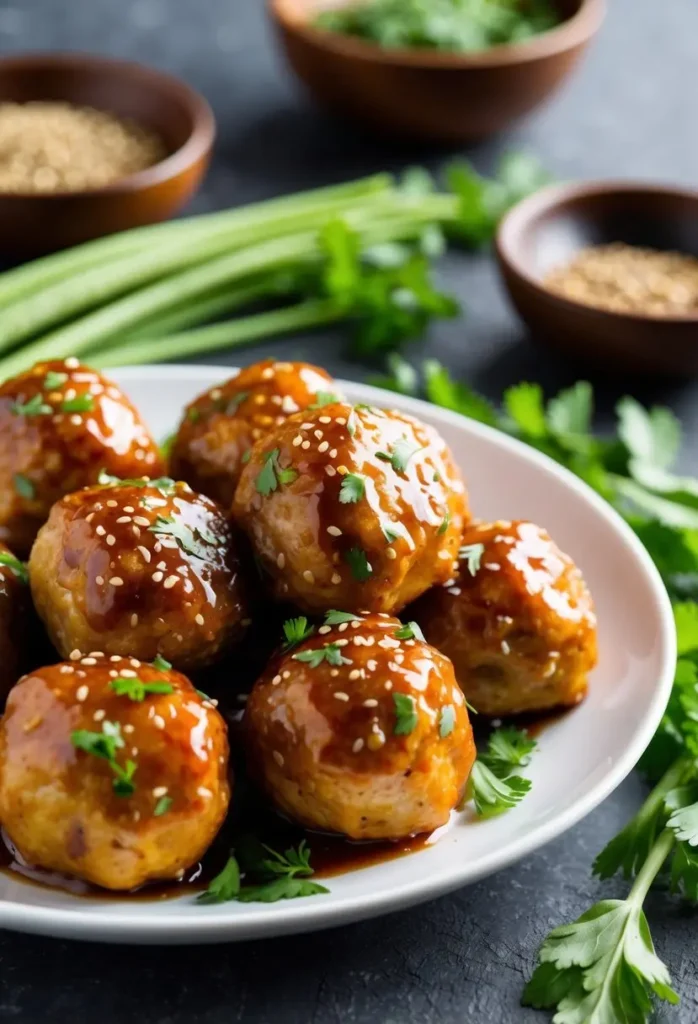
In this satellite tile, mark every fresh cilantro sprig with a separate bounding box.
[293,643,352,668]
[110,678,174,702]
[281,616,315,651]
[0,551,28,583]
[466,727,536,818]
[149,514,217,559]
[71,721,136,797]
[197,839,328,905]
[97,471,176,495]
[255,448,298,496]
[11,393,52,416]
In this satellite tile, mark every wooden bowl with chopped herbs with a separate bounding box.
[269,0,605,142]
[496,180,698,377]
[0,53,215,254]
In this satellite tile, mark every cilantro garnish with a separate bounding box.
[255,449,297,496]
[376,436,422,473]
[310,391,341,408]
[61,394,94,414]
[97,471,176,495]
[394,621,424,642]
[11,393,51,417]
[293,643,352,668]
[13,474,34,500]
[197,839,328,905]
[71,721,136,797]
[152,654,172,671]
[437,510,451,535]
[149,514,216,559]
[459,542,484,575]
[110,678,174,702]
[439,705,455,738]
[324,610,357,625]
[393,693,418,735]
[43,370,68,391]
[282,616,315,651]
[339,473,366,504]
[344,546,372,582]
[465,728,536,818]
[154,796,173,817]
[0,551,28,584]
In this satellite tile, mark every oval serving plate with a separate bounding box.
[0,365,675,944]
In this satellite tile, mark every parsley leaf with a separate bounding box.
[465,727,536,818]
[282,616,315,650]
[339,473,366,503]
[236,878,329,903]
[61,394,94,414]
[152,654,172,671]
[394,621,424,641]
[293,643,352,668]
[479,727,536,773]
[110,678,174,702]
[154,795,173,817]
[439,705,455,738]
[0,551,28,583]
[11,393,52,416]
[197,840,328,905]
[618,396,681,471]
[71,721,136,797]
[256,449,298,496]
[43,370,68,390]
[437,510,451,535]
[393,693,418,735]
[310,391,341,408]
[197,856,241,904]
[97,471,176,495]
[344,546,372,582]
[149,515,216,559]
[459,542,484,575]
[376,436,422,473]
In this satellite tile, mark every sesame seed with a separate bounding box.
[152,786,169,798]
[384,681,393,690]
[501,640,511,655]
[133,516,150,527]
[352,738,364,753]
[314,430,323,440]
[153,715,166,729]
[69,649,82,661]
[65,356,79,369]
[85,513,95,523]
[363,698,378,707]
[261,366,275,380]
[386,548,397,560]
[110,655,122,662]
[329,448,338,458]
[157,561,167,570]
[282,670,291,679]
[301,440,310,450]
[337,465,348,475]
[277,552,286,569]
[106,535,115,546]
[325,466,337,477]
[273,751,284,767]
[116,516,132,524]
[76,685,89,702]
[95,575,104,585]
[195,613,205,626]
[318,625,331,635]
[327,525,342,536]
[292,435,302,447]
[272,674,282,686]
[438,550,451,560]
[70,414,82,426]
[123,506,135,514]
[318,441,329,453]
[93,709,106,721]
[152,571,164,582]
[138,546,151,563]
[331,572,342,584]
[330,669,339,677]
[303,570,315,584]
[334,692,349,701]
[348,669,361,680]
[301,422,313,430]
[197,786,213,798]
[336,417,346,426]
[80,657,97,666]
[109,577,124,587]
[123,723,135,734]
[334,638,349,647]
[130,613,139,627]
[319,416,332,424]
[95,525,106,536]
[367,732,385,751]
[163,575,179,590]
[60,665,75,674]
[106,500,118,508]
[119,669,137,678]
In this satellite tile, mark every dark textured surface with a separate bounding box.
[1,1,697,1021]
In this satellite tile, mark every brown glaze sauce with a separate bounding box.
[0,701,571,903]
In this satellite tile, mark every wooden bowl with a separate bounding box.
[0,53,215,254]
[496,181,698,377]
[269,0,605,143]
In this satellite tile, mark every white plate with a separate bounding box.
[0,365,675,944]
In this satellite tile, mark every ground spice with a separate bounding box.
[0,101,166,194]
[543,243,698,316]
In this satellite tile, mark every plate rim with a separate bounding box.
[0,364,676,943]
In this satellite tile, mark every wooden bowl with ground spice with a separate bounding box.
[0,53,215,254]
[496,181,698,377]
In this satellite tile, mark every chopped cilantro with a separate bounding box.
[11,394,52,417]
[71,721,136,797]
[376,436,422,473]
[152,654,172,671]
[439,705,455,738]
[310,391,341,408]
[344,546,372,582]
[255,449,297,496]
[394,621,424,642]
[13,474,34,500]
[324,610,357,625]
[282,616,315,650]
[293,643,352,668]
[0,551,28,583]
[154,795,173,817]
[43,370,68,391]
[339,472,366,503]
[198,840,328,905]
[393,693,418,735]
[110,678,174,701]
[149,515,216,559]
[459,542,484,575]
[437,510,451,535]
[61,394,94,414]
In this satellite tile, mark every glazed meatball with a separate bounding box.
[170,359,341,507]
[29,478,249,670]
[0,543,29,701]
[233,402,468,615]
[0,359,164,557]
[0,656,229,890]
[245,612,476,840]
[412,520,597,716]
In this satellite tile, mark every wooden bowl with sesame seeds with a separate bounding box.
[0,53,215,255]
[496,180,698,377]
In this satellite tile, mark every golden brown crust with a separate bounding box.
[0,360,165,557]
[244,612,476,840]
[0,541,29,701]
[170,360,340,507]
[413,520,598,716]
[29,479,249,670]
[232,402,468,615]
[0,658,230,890]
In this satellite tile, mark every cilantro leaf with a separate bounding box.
[282,616,315,651]
[0,551,28,583]
[439,705,455,738]
[154,795,173,817]
[369,353,418,396]
[197,856,241,904]
[466,760,531,817]
[479,727,536,773]
[152,654,172,671]
[310,391,341,408]
[618,396,681,471]
[423,360,497,426]
[13,474,35,500]
[546,381,593,441]
[339,473,366,504]
[110,678,174,702]
[459,542,484,575]
[96,471,176,495]
[197,840,328,905]
[43,370,68,390]
[11,393,52,416]
[344,546,372,581]
[61,394,94,414]
[393,693,418,735]
[504,382,547,438]
[324,610,357,625]
[293,643,352,668]
[255,449,297,496]
[71,722,136,798]
[666,784,698,846]
[376,436,422,473]
[670,841,698,901]
[394,621,424,642]
[236,878,329,902]
[149,515,216,559]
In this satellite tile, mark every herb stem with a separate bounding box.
[628,829,676,906]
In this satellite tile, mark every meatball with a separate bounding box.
[29,478,249,671]
[245,612,476,840]
[233,402,468,615]
[0,656,229,890]
[170,359,341,507]
[0,359,165,558]
[412,520,597,716]
[0,543,29,701]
